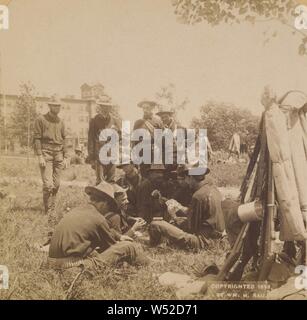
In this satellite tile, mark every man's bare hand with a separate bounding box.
[151,189,162,199]
[38,155,46,168]
[120,235,134,242]
[131,218,147,232]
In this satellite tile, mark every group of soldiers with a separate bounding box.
[33,97,241,272]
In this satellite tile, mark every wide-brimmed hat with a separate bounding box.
[156,106,174,116]
[96,98,113,108]
[117,160,135,169]
[137,100,157,109]
[181,162,210,176]
[85,182,117,208]
[48,96,61,106]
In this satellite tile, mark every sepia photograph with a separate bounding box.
[0,0,307,304]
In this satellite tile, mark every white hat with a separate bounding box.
[96,98,113,108]
[137,100,157,109]
[48,96,61,106]
[156,106,175,116]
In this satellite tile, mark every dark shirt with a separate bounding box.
[49,204,121,259]
[105,210,135,238]
[87,114,121,161]
[33,112,67,156]
[124,173,156,222]
[161,120,187,167]
[189,181,225,239]
[161,178,192,207]
[133,116,164,135]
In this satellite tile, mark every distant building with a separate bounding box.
[0,83,113,150]
[81,83,105,100]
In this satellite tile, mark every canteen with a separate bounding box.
[238,199,263,223]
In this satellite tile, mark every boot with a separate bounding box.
[47,191,58,231]
[43,191,50,215]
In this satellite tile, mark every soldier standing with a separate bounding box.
[156,106,186,173]
[133,100,164,177]
[33,97,69,242]
[87,100,121,184]
[133,100,163,133]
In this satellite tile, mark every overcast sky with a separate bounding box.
[1,0,307,125]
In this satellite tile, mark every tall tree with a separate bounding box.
[191,101,259,150]
[9,82,37,150]
[172,0,307,55]
[155,83,189,120]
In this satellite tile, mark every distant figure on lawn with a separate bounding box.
[33,96,69,244]
[70,145,85,165]
[133,99,164,177]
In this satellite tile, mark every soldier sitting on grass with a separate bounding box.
[104,184,147,240]
[47,182,149,271]
[148,163,226,252]
[116,162,159,223]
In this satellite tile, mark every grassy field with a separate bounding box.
[0,157,246,300]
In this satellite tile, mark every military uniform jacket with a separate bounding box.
[189,181,225,237]
[87,114,121,161]
[49,204,121,259]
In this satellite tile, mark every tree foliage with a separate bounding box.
[9,82,37,147]
[191,101,260,150]
[155,83,189,115]
[172,0,307,55]
[172,0,296,25]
